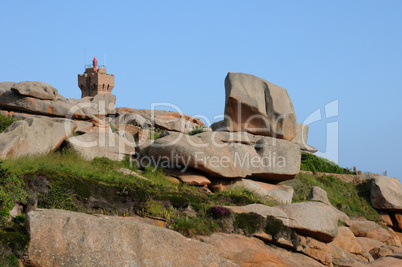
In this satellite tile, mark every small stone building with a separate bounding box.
[78,57,114,98]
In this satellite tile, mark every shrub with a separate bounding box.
[206,206,231,220]
[0,114,20,134]
[172,216,220,237]
[0,163,29,226]
[264,215,300,247]
[234,212,266,236]
[188,125,207,136]
[282,172,381,221]
[300,152,354,174]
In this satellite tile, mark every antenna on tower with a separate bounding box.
[84,48,87,71]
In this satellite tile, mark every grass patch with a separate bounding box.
[301,152,354,174]
[282,172,381,221]
[147,127,162,140]
[0,114,20,134]
[188,125,208,136]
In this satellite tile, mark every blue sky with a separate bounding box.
[1,1,401,180]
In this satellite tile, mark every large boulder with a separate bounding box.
[226,202,339,243]
[25,209,233,266]
[147,131,300,182]
[222,72,297,141]
[350,220,401,245]
[0,117,75,159]
[370,176,402,211]
[0,82,116,120]
[65,131,135,161]
[277,201,339,243]
[11,81,58,100]
[307,186,351,226]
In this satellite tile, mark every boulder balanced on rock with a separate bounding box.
[221,72,297,141]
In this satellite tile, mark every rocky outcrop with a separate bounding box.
[226,202,339,243]
[25,209,234,266]
[65,131,135,161]
[147,131,300,182]
[278,201,339,243]
[370,176,402,211]
[0,82,116,120]
[114,107,204,134]
[26,209,328,267]
[221,72,297,141]
[0,117,75,159]
[11,81,58,100]
[199,233,324,267]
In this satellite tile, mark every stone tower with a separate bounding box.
[78,57,114,98]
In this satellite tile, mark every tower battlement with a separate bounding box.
[78,57,114,98]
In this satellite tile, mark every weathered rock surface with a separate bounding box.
[231,179,294,204]
[226,202,338,243]
[223,72,297,141]
[225,204,288,220]
[148,131,301,182]
[25,209,234,266]
[350,220,401,245]
[329,244,368,266]
[366,256,402,267]
[168,170,211,186]
[278,201,339,243]
[356,237,386,253]
[370,245,402,260]
[11,81,58,100]
[307,186,351,226]
[65,131,135,161]
[292,123,318,153]
[330,226,363,254]
[0,117,75,159]
[114,107,204,134]
[371,176,402,211]
[200,233,324,267]
[299,236,332,266]
[307,186,331,206]
[0,82,116,119]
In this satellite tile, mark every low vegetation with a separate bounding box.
[188,125,208,135]
[0,114,20,134]
[0,149,383,265]
[300,152,355,174]
[282,172,380,221]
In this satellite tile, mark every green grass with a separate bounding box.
[0,114,20,134]
[300,152,354,174]
[188,125,208,136]
[281,172,381,221]
[0,216,29,267]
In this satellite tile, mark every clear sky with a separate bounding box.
[1,1,401,181]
